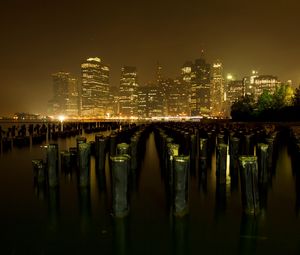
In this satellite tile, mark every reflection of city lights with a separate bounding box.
[58,115,65,122]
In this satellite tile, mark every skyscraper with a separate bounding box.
[181,61,193,115]
[119,66,139,117]
[161,78,189,117]
[211,60,225,115]
[81,57,109,117]
[190,58,211,116]
[48,72,79,117]
[66,77,79,116]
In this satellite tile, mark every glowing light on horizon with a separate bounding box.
[58,115,66,122]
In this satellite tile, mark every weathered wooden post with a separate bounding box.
[32,159,46,184]
[216,144,227,184]
[78,143,91,187]
[109,133,117,156]
[47,144,59,187]
[173,155,190,217]
[111,155,130,217]
[95,135,107,172]
[229,137,240,178]
[257,143,269,184]
[239,156,259,215]
[199,138,208,178]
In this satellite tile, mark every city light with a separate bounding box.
[227,74,233,80]
[58,115,66,122]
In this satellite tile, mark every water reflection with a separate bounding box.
[78,187,92,236]
[2,122,300,254]
[48,187,60,232]
[112,217,129,255]
[171,216,189,255]
[215,184,227,220]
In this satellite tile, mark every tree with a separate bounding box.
[272,84,290,109]
[231,95,255,120]
[257,90,273,113]
[293,85,300,107]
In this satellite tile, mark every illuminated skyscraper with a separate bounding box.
[243,70,259,97]
[168,79,189,116]
[66,77,79,116]
[81,57,110,117]
[156,62,163,85]
[181,61,193,115]
[119,66,139,117]
[190,58,211,116]
[211,60,225,115]
[226,80,244,104]
[48,72,79,117]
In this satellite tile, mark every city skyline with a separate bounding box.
[1,0,300,115]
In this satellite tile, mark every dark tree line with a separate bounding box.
[231,84,300,121]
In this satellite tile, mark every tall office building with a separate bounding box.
[137,86,148,118]
[211,60,225,115]
[226,80,244,104]
[119,66,139,117]
[181,61,193,115]
[190,58,211,116]
[81,57,110,117]
[66,77,79,116]
[48,72,79,117]
[243,70,259,98]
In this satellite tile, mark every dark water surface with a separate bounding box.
[1,129,300,254]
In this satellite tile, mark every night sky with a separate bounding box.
[0,0,299,115]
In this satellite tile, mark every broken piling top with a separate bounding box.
[32,159,44,169]
[167,143,180,159]
[257,143,269,152]
[239,156,257,168]
[117,143,130,155]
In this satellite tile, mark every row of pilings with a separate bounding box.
[0,122,122,151]
[153,121,284,217]
[289,126,300,216]
[32,123,150,218]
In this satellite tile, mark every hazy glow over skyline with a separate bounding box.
[0,0,300,115]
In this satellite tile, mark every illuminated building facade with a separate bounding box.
[163,78,189,117]
[107,86,119,117]
[48,72,79,117]
[226,80,244,104]
[181,62,193,115]
[81,57,110,117]
[137,87,148,118]
[243,71,280,100]
[137,85,164,118]
[243,70,259,97]
[119,66,139,117]
[254,75,279,97]
[210,60,225,115]
[190,58,211,116]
